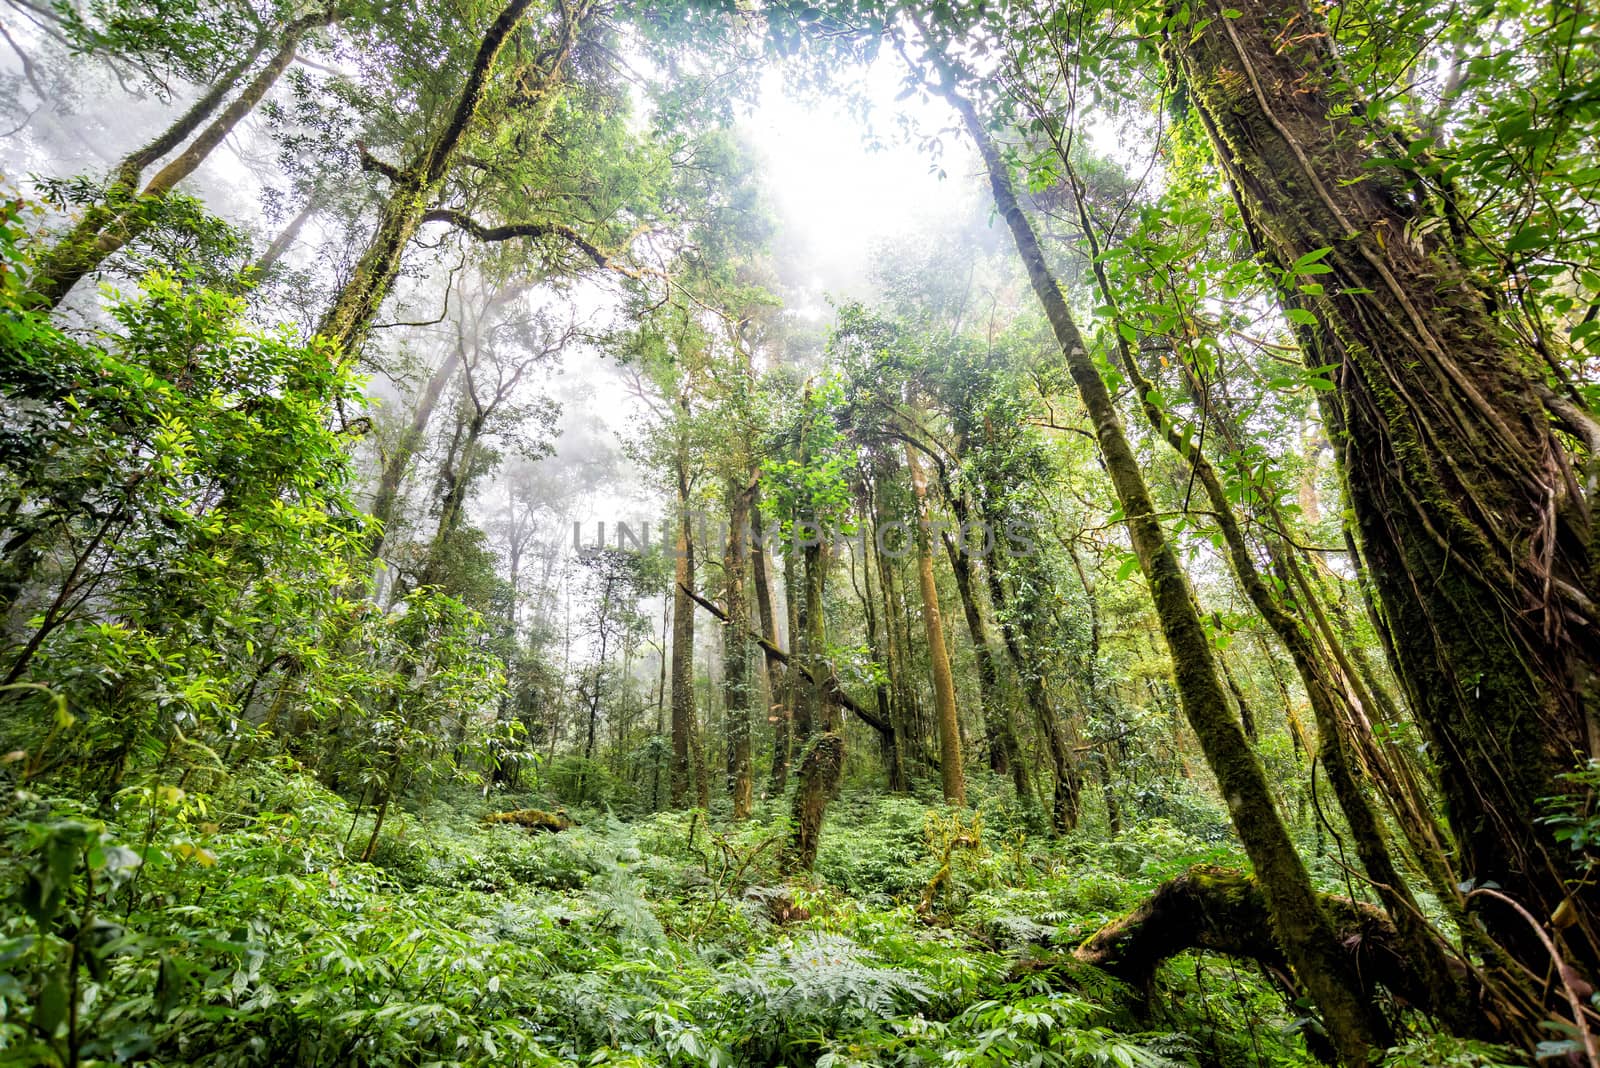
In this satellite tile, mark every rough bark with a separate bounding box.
[1076,866,1486,1037]
[906,444,965,805]
[1169,0,1600,973]
[783,732,842,874]
[315,0,585,358]
[677,581,892,736]
[920,37,1391,1062]
[724,478,754,819]
[1069,162,1464,1013]
[784,537,842,871]
[28,11,333,307]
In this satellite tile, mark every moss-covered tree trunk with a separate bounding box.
[785,538,841,873]
[1066,162,1469,1018]
[1169,0,1600,972]
[922,38,1392,1063]
[28,12,331,308]
[315,0,586,359]
[905,444,966,805]
[724,478,754,819]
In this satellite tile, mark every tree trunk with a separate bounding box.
[905,445,965,805]
[771,547,799,793]
[248,194,320,279]
[417,409,483,587]
[783,732,842,874]
[921,39,1391,1062]
[314,0,586,358]
[1065,157,1464,1014]
[1076,865,1485,1040]
[670,476,697,808]
[1170,0,1600,973]
[863,506,909,792]
[750,484,788,797]
[724,478,754,818]
[785,538,840,872]
[24,30,269,307]
[367,344,463,565]
[942,528,1031,805]
[28,12,333,308]
[982,541,1080,832]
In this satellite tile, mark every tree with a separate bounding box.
[1167,0,1600,976]
[314,0,588,357]
[27,7,337,307]
[908,26,1392,1062]
[904,438,964,805]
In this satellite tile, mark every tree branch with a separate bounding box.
[677,582,891,735]
[422,207,645,280]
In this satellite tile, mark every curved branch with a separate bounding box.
[677,582,891,735]
[1076,865,1485,1036]
[422,207,645,280]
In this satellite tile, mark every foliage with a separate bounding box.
[0,767,1342,1067]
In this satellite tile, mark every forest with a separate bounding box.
[1,0,1598,1063]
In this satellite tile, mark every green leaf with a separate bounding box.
[34,971,69,1035]
[1291,247,1333,272]
[1506,225,1550,253]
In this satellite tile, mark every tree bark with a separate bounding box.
[1065,154,1463,1012]
[1169,0,1600,974]
[724,478,754,818]
[28,11,333,307]
[905,444,965,805]
[1075,865,1485,1039]
[919,37,1391,1062]
[314,0,585,358]
[785,536,841,872]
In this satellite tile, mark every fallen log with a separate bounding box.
[483,808,572,833]
[1074,865,1486,1037]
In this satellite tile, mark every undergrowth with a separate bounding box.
[0,761,1518,1066]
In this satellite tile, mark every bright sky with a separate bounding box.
[740,60,980,303]
[582,54,986,521]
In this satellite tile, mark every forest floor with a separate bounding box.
[0,763,1523,1067]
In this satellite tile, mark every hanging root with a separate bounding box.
[1074,865,1491,1036]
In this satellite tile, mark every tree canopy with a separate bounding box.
[2,0,1599,1063]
